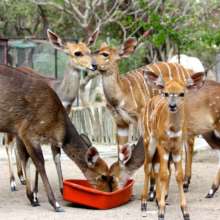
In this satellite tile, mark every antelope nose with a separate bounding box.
[169,103,177,111]
[92,63,97,71]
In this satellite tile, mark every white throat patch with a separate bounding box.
[166,130,182,138]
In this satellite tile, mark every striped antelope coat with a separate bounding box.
[103,62,194,131]
[139,68,205,219]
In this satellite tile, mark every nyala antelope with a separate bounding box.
[94,43,198,198]
[103,63,204,218]
[93,41,194,157]
[140,70,204,219]
[2,29,99,192]
[169,54,205,191]
[110,80,220,207]
[0,64,114,211]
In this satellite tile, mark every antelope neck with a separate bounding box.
[167,107,185,136]
[102,65,123,105]
[62,116,90,174]
[56,62,81,104]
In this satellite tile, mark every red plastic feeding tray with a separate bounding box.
[63,179,134,209]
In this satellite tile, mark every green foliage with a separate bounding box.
[0,0,220,71]
[119,46,146,74]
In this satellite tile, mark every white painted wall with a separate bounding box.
[168,54,205,72]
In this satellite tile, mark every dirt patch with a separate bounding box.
[0,150,219,220]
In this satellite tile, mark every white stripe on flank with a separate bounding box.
[171,63,181,81]
[153,63,163,76]
[146,65,156,74]
[150,98,164,125]
[137,70,150,97]
[124,77,138,109]
[145,102,151,136]
[129,73,146,103]
[156,99,165,130]
[179,65,186,82]
[163,62,172,80]
[182,66,191,80]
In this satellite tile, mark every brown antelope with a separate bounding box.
[93,43,202,199]
[0,64,113,211]
[2,29,99,192]
[93,42,200,200]
[93,41,196,154]
[169,54,205,192]
[93,56,204,216]
[140,71,204,220]
[109,136,144,191]
[110,80,220,203]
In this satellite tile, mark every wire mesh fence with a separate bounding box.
[6,39,67,79]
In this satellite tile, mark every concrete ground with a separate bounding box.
[0,146,220,220]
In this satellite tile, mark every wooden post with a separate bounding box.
[4,39,8,65]
[54,49,58,79]
[216,54,220,82]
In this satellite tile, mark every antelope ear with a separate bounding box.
[87,29,100,46]
[100,42,108,50]
[85,147,100,168]
[186,72,205,89]
[47,29,65,50]
[119,144,134,165]
[144,70,164,89]
[119,38,137,58]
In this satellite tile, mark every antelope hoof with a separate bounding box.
[55,206,65,212]
[183,183,189,193]
[10,181,17,192]
[141,200,147,217]
[10,186,16,192]
[148,191,156,201]
[205,192,214,198]
[183,178,191,193]
[31,193,40,206]
[181,207,190,220]
[158,214,165,220]
[19,176,26,185]
[183,213,190,220]
[31,200,40,207]
[205,185,218,199]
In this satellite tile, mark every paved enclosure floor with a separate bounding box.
[0,148,220,220]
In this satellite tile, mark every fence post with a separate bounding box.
[54,49,58,79]
[216,54,220,82]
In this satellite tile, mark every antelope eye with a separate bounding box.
[101,52,109,57]
[74,51,83,57]
[101,175,108,181]
[163,92,169,97]
[179,93,185,97]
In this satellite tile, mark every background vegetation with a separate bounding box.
[0,0,220,74]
